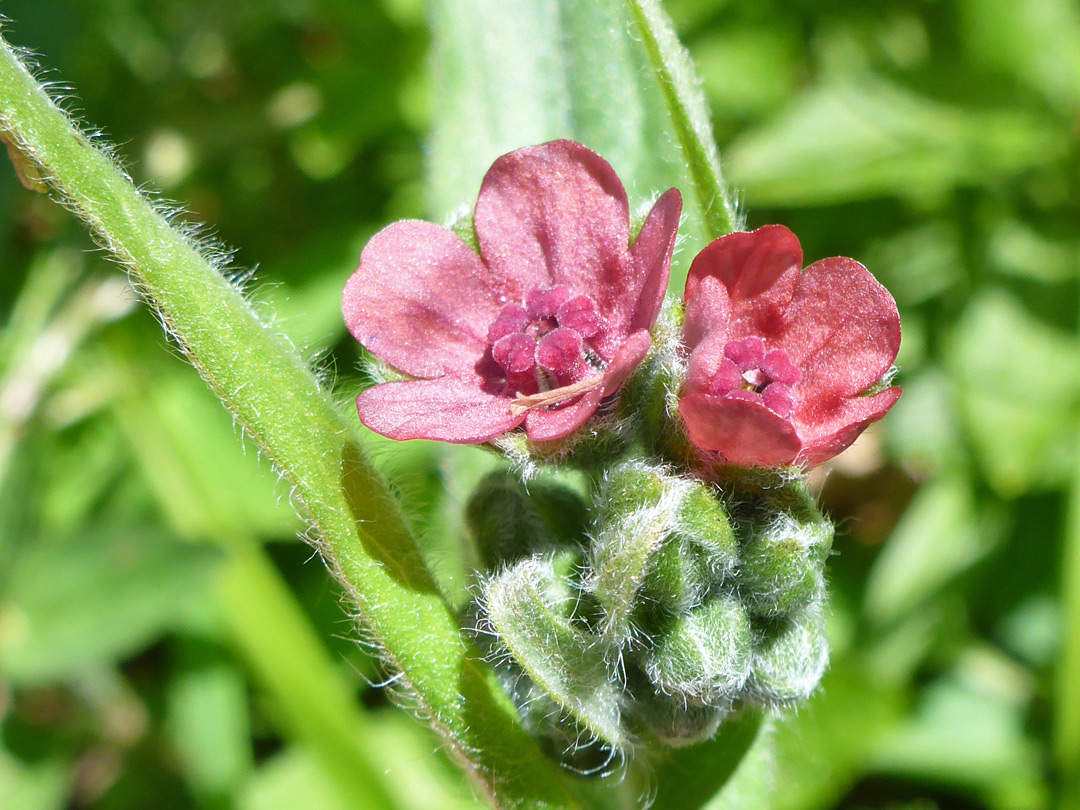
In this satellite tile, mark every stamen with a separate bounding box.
[509,373,605,416]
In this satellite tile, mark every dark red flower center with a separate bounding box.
[486,285,605,397]
[708,337,801,418]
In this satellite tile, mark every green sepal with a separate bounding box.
[636,538,715,633]
[747,603,829,706]
[634,483,736,632]
[483,553,626,750]
[597,459,669,518]
[618,302,694,464]
[642,594,753,705]
[673,482,739,575]
[447,208,480,253]
[736,481,833,618]
[494,415,633,478]
[589,462,682,650]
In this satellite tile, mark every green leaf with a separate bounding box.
[767,659,903,810]
[239,748,353,810]
[870,674,1046,809]
[626,0,738,238]
[0,749,69,810]
[166,657,254,801]
[864,474,995,626]
[960,0,1080,113]
[427,0,714,289]
[650,711,767,810]
[948,291,1080,495]
[1058,429,1080,808]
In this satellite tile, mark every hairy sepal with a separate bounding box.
[483,554,626,750]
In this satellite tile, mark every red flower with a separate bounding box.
[343,140,682,444]
[678,226,901,468]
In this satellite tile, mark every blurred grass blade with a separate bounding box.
[625,0,738,239]
[0,37,577,810]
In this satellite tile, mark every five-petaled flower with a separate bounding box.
[678,225,901,468]
[343,140,681,444]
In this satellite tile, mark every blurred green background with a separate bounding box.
[1,1,1078,809]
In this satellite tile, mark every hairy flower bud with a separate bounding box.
[482,553,625,750]
[748,603,829,705]
[628,682,726,748]
[643,594,753,704]
[466,470,589,570]
[736,483,833,618]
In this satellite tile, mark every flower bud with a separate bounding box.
[589,462,684,650]
[642,594,753,705]
[736,485,833,618]
[672,481,739,577]
[748,603,829,705]
[628,680,726,748]
[635,483,737,632]
[466,471,589,570]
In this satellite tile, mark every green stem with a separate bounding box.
[0,36,574,810]
[625,0,738,239]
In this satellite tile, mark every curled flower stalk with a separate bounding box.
[471,462,834,763]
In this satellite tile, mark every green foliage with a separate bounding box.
[0,527,218,683]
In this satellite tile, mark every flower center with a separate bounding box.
[708,337,801,418]
[486,286,606,400]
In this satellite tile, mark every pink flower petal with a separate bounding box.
[682,276,734,354]
[795,387,902,466]
[487,303,530,343]
[779,257,902,401]
[475,140,631,312]
[600,329,652,396]
[556,295,603,338]
[762,382,795,417]
[762,349,801,386]
[708,358,743,396]
[723,389,761,405]
[685,225,802,340]
[627,188,682,333]
[343,220,504,378]
[357,377,523,443]
[679,393,802,467]
[524,387,606,442]
[527,285,572,319]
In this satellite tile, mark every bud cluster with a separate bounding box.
[471,461,833,764]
